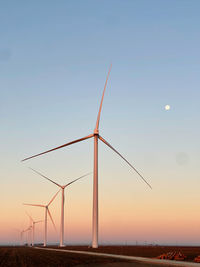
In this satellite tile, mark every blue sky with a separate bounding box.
[1,1,200,245]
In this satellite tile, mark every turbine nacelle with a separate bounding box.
[94,130,99,135]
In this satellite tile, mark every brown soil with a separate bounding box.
[0,247,156,267]
[1,246,200,266]
[56,245,200,262]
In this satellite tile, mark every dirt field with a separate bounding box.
[0,246,159,267]
[1,246,200,266]
[57,245,200,262]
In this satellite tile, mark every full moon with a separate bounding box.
[165,105,170,110]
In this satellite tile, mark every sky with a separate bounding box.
[1,0,200,245]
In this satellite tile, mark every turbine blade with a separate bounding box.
[23,203,45,208]
[35,220,43,224]
[47,208,56,232]
[99,135,152,189]
[64,172,92,188]
[29,167,61,187]
[95,64,112,132]
[25,211,33,222]
[22,134,94,162]
[47,189,61,206]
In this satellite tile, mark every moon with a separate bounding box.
[165,105,170,110]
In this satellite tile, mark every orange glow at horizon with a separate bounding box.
[2,171,200,245]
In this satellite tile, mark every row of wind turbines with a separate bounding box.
[21,65,152,248]
[22,169,91,247]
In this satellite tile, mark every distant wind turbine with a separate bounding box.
[23,226,32,246]
[23,189,60,247]
[20,230,24,246]
[29,168,91,247]
[14,228,25,246]
[26,212,42,246]
[22,64,152,248]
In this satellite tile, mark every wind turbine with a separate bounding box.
[23,226,32,246]
[14,228,25,246]
[29,168,90,247]
[25,212,34,245]
[20,230,24,246]
[22,64,152,248]
[26,212,43,246]
[23,189,60,247]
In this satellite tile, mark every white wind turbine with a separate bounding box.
[26,212,43,246]
[22,64,152,248]
[20,230,24,246]
[14,229,25,246]
[23,189,60,247]
[29,168,91,247]
[23,226,32,246]
[20,230,26,246]
[25,212,34,245]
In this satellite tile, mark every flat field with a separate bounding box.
[55,245,200,262]
[1,246,200,267]
[0,246,158,267]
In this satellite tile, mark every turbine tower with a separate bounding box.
[22,65,152,248]
[29,168,90,247]
[23,189,59,247]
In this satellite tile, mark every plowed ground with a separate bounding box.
[58,245,200,262]
[0,247,150,267]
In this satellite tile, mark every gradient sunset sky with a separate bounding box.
[1,1,200,245]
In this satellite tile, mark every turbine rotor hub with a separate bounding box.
[94,129,99,135]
